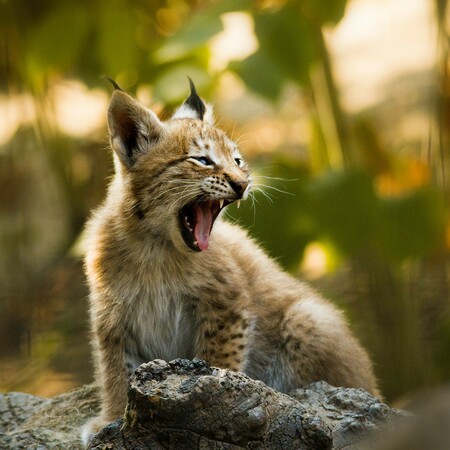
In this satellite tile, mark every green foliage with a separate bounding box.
[11,0,350,98]
[239,167,445,265]
[14,0,155,90]
[252,6,319,86]
[25,3,90,88]
[153,12,223,64]
[97,0,140,77]
[232,51,285,100]
[379,187,445,261]
[231,2,329,98]
[308,170,379,255]
[229,0,348,99]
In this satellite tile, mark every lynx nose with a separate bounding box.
[228,179,249,196]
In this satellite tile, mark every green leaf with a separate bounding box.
[153,0,253,65]
[26,4,90,77]
[253,5,320,86]
[98,0,139,77]
[309,170,379,255]
[379,187,445,260]
[231,50,285,100]
[153,12,223,64]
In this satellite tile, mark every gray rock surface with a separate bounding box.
[1,358,418,450]
[88,358,405,450]
[0,385,99,449]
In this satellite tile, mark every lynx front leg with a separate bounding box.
[196,307,249,372]
[81,330,129,445]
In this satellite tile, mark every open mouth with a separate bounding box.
[178,198,234,251]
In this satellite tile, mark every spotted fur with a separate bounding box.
[81,86,379,445]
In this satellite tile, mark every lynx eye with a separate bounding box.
[191,156,213,166]
[235,157,243,167]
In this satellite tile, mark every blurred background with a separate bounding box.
[0,0,449,404]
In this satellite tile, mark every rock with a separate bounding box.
[0,358,412,449]
[0,385,100,449]
[88,358,405,450]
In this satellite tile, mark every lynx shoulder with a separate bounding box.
[81,80,379,445]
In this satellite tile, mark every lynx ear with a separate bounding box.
[108,90,164,168]
[172,78,214,124]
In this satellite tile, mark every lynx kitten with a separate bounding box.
[81,80,379,444]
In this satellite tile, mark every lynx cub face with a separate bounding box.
[108,80,250,253]
[81,80,379,446]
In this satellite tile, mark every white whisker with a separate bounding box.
[255,183,295,196]
[166,187,201,212]
[256,175,298,182]
[252,186,274,204]
[148,184,197,208]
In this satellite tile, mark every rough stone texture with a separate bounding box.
[88,358,405,450]
[4,358,430,450]
[0,385,100,449]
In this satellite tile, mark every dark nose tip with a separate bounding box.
[228,179,249,196]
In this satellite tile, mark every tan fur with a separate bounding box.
[81,88,379,445]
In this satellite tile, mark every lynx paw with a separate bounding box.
[80,416,110,447]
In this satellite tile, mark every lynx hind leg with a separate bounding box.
[282,297,380,397]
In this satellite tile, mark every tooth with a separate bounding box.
[193,240,198,246]
[219,199,224,209]
[236,200,241,209]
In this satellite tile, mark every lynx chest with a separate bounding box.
[123,283,197,371]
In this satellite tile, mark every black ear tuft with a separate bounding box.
[184,77,206,120]
[101,75,123,92]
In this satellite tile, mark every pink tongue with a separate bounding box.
[194,202,212,251]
